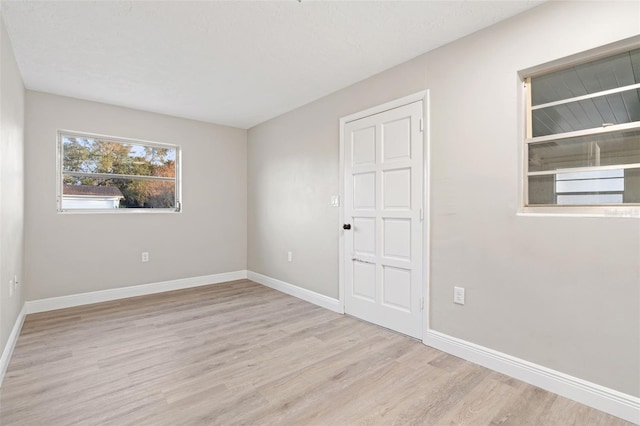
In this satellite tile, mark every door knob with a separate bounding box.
[343,224,351,230]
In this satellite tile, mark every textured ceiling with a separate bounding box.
[1,1,543,129]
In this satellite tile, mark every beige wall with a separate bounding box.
[248,1,640,397]
[0,15,25,353]
[24,92,247,300]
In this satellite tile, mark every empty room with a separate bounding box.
[0,0,638,424]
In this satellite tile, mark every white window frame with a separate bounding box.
[519,35,640,218]
[56,130,182,214]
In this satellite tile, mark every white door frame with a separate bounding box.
[339,90,430,343]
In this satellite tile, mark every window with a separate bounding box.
[524,47,640,212]
[57,131,181,212]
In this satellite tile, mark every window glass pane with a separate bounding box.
[63,178,176,209]
[528,168,640,205]
[531,48,640,106]
[528,129,640,172]
[526,47,640,210]
[528,175,555,205]
[532,89,640,137]
[59,132,179,212]
[62,135,176,178]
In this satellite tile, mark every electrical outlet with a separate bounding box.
[287,251,292,262]
[141,252,149,262]
[454,286,465,305]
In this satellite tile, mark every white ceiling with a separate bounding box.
[1,1,543,129]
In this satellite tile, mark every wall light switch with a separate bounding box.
[287,251,293,262]
[454,286,465,305]
[331,195,340,207]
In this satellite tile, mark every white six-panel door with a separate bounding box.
[343,100,423,339]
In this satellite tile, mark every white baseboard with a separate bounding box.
[25,270,248,314]
[11,271,638,423]
[247,271,343,314]
[424,329,640,424]
[0,303,26,386]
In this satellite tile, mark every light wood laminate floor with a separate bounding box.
[0,280,631,425]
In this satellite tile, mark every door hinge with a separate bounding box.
[420,208,424,221]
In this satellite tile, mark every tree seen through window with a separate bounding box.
[60,134,179,210]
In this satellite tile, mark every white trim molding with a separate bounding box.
[0,304,27,386]
[425,329,640,424]
[247,271,343,314]
[26,270,248,314]
[340,90,427,124]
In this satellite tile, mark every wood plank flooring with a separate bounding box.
[0,279,631,425]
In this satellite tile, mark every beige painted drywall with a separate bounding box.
[248,1,640,396]
[24,91,247,300]
[0,15,25,353]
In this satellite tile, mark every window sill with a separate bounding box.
[518,206,640,218]
[57,209,181,215]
